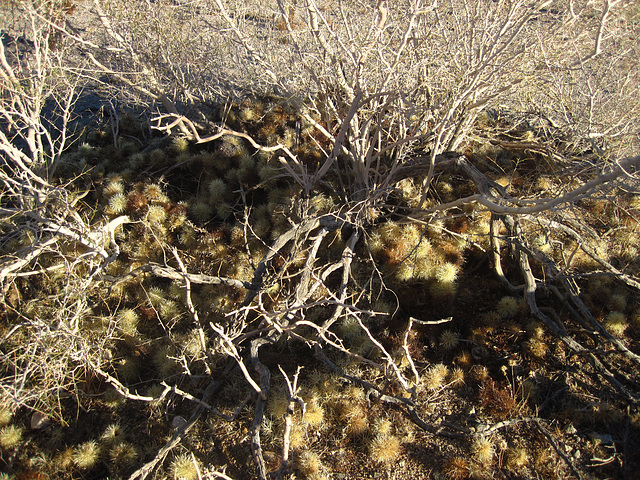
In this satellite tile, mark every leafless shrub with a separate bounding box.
[1,1,129,416]
[1,1,639,479]
[62,0,640,184]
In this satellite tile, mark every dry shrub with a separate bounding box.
[478,378,517,420]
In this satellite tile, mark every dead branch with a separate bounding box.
[533,417,585,480]
[249,338,271,480]
[127,378,224,480]
[513,220,639,403]
[409,154,640,216]
[532,215,640,291]
[100,262,251,292]
[519,226,640,365]
[275,365,303,478]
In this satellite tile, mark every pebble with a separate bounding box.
[30,412,51,430]
[172,415,187,429]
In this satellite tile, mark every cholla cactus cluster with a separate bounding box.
[2,0,640,477]
[1,94,640,480]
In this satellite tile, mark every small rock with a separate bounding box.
[600,434,613,445]
[30,412,51,430]
[172,415,187,429]
[589,432,613,445]
[564,423,577,435]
